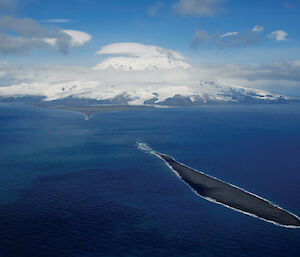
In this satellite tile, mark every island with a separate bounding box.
[156,153,300,228]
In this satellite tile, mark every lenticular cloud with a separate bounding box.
[94,42,191,70]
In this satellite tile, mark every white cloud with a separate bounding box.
[42,30,91,47]
[193,27,290,48]
[252,25,264,32]
[42,30,92,47]
[192,28,264,48]
[43,19,73,23]
[95,42,190,70]
[0,16,91,54]
[42,38,58,46]
[220,31,239,38]
[96,42,185,59]
[63,30,91,46]
[172,0,226,16]
[193,61,300,85]
[269,30,288,41]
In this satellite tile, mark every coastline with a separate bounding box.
[156,152,300,228]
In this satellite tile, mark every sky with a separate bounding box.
[1,0,300,97]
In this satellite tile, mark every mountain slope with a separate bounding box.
[0,80,295,106]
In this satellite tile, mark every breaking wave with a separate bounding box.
[136,142,156,155]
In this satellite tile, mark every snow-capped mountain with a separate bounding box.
[0,80,294,106]
[0,43,297,106]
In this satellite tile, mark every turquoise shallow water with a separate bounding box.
[0,103,300,257]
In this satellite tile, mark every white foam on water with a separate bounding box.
[84,114,89,120]
[137,142,156,155]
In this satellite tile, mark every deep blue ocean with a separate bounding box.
[0,103,299,257]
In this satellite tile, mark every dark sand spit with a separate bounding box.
[156,153,300,228]
[47,105,155,119]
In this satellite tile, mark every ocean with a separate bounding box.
[0,103,299,257]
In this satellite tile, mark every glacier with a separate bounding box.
[0,79,294,106]
[0,42,298,106]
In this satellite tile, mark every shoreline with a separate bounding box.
[156,152,300,228]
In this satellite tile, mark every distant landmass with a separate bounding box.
[0,81,298,110]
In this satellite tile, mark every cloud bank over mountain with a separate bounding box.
[0,42,299,105]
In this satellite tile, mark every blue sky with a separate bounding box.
[1,0,299,65]
[1,0,300,97]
